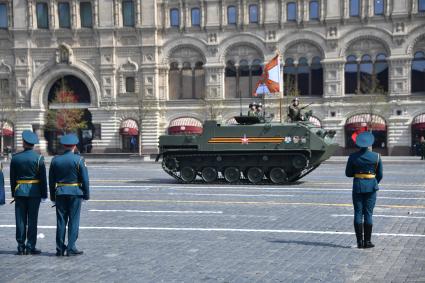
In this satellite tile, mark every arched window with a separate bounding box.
[181,62,193,99]
[239,60,250,97]
[412,51,425,93]
[249,4,258,23]
[194,62,205,99]
[122,0,135,27]
[169,62,181,100]
[287,2,297,21]
[350,0,360,17]
[345,54,388,94]
[284,58,296,95]
[375,53,388,93]
[251,60,263,94]
[374,0,384,15]
[225,60,237,98]
[345,55,358,94]
[168,61,205,100]
[170,8,180,27]
[283,58,323,96]
[227,6,237,25]
[360,55,373,94]
[309,1,319,20]
[419,0,425,12]
[297,58,310,96]
[191,8,200,26]
[311,57,323,95]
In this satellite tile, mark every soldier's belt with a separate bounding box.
[15,180,41,191]
[354,173,376,179]
[17,180,41,184]
[55,183,82,188]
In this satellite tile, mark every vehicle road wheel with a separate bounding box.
[201,167,218,183]
[292,155,307,169]
[269,167,287,184]
[180,166,196,183]
[247,167,264,184]
[224,167,240,183]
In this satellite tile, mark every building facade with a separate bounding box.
[0,0,424,155]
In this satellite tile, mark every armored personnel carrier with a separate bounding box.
[157,116,337,184]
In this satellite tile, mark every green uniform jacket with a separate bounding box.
[10,149,48,198]
[345,148,383,193]
[49,150,90,201]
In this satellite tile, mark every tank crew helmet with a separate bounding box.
[292,98,300,102]
[60,133,79,146]
[22,130,39,145]
[355,131,375,148]
[250,102,257,107]
[256,103,263,109]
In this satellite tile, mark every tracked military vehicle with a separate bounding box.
[157,116,338,184]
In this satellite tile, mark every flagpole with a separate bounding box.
[239,89,242,116]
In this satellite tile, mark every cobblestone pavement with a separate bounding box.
[0,160,424,282]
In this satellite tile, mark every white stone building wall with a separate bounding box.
[0,0,424,155]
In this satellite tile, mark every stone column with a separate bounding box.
[203,63,226,100]
[321,59,345,97]
[388,55,411,96]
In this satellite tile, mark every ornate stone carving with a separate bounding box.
[328,26,338,37]
[208,33,217,43]
[55,43,74,64]
[267,30,276,40]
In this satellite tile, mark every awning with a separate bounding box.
[412,114,425,130]
[120,119,138,136]
[308,116,322,128]
[0,122,14,137]
[168,117,203,135]
[345,114,386,131]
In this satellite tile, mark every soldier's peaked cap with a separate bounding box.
[60,134,79,146]
[22,130,39,145]
[356,131,375,148]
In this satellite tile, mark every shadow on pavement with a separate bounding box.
[0,250,58,257]
[267,239,351,249]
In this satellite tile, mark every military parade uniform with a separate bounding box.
[288,98,303,122]
[0,162,5,205]
[247,102,258,117]
[345,131,383,249]
[10,131,48,255]
[49,134,89,256]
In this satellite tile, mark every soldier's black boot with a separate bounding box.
[354,223,364,249]
[364,224,375,248]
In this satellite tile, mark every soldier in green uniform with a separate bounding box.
[288,98,302,122]
[10,130,48,255]
[345,131,383,248]
[49,134,89,256]
[247,102,258,117]
[256,103,264,117]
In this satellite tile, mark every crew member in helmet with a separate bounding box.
[247,102,258,117]
[288,98,303,122]
[256,103,264,117]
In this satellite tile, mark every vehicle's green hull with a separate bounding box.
[158,119,338,184]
